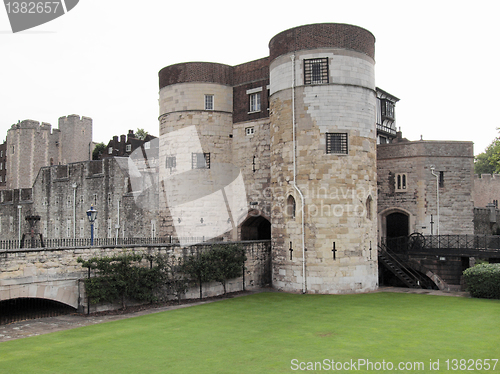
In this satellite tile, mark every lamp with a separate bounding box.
[86,205,98,246]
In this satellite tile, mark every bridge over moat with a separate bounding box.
[379,234,500,291]
[0,240,271,320]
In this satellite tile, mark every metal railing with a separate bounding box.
[382,234,500,254]
[0,236,226,250]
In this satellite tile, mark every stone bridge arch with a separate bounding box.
[1,279,81,309]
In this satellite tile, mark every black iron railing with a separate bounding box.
[382,234,500,254]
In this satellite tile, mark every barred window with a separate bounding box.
[326,133,348,154]
[204,94,214,110]
[192,153,210,169]
[304,58,329,84]
[165,156,176,169]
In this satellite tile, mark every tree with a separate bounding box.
[474,133,500,175]
[136,128,149,140]
[206,244,247,295]
[92,142,106,160]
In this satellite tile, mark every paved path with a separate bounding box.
[0,287,470,343]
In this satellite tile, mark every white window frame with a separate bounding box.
[245,127,255,136]
[246,87,262,113]
[108,147,113,155]
[204,94,214,110]
[126,144,132,152]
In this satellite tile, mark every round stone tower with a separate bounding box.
[268,23,378,293]
[157,62,247,243]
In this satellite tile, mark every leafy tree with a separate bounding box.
[78,253,163,309]
[474,134,500,174]
[92,142,106,160]
[205,244,247,295]
[136,128,149,140]
[182,250,213,299]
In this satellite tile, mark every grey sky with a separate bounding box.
[1,0,498,155]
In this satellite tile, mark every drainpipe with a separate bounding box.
[291,54,307,294]
[17,204,22,247]
[430,166,440,236]
[72,183,77,238]
[115,200,120,241]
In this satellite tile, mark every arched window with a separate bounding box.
[366,195,373,220]
[287,195,296,219]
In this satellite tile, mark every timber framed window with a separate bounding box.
[192,152,210,169]
[304,58,329,84]
[326,133,348,154]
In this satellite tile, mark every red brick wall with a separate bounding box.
[269,23,375,62]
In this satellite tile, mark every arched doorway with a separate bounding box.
[240,214,271,240]
[386,212,409,239]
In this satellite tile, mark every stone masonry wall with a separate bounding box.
[377,140,474,236]
[0,241,271,312]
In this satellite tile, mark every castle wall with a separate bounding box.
[377,141,474,236]
[472,174,500,208]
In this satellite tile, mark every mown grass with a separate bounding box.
[0,292,499,373]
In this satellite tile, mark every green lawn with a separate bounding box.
[1,292,499,373]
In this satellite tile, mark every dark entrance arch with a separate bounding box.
[240,215,271,240]
[386,212,409,239]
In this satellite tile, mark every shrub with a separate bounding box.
[463,263,500,299]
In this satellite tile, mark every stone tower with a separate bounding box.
[158,63,247,243]
[6,115,92,189]
[268,24,378,293]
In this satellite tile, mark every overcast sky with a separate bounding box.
[1,0,498,156]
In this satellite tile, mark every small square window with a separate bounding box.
[245,127,255,136]
[205,94,214,110]
[126,144,132,152]
[395,173,408,192]
[326,133,348,154]
[249,93,261,112]
[192,153,210,169]
[165,156,176,169]
[304,58,329,84]
[108,147,113,155]
[144,142,150,150]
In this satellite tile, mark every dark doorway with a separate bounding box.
[240,215,271,240]
[386,212,409,238]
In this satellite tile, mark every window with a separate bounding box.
[126,144,132,152]
[380,99,395,121]
[304,58,329,84]
[249,93,261,112]
[245,127,255,136]
[286,195,296,219]
[326,133,348,154]
[395,173,407,192]
[439,171,444,188]
[165,156,176,169]
[108,147,113,155]
[204,94,214,110]
[144,142,150,150]
[192,153,210,169]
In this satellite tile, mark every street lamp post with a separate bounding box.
[86,205,98,246]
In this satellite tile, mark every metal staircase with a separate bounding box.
[378,243,426,289]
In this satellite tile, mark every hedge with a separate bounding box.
[463,263,500,299]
